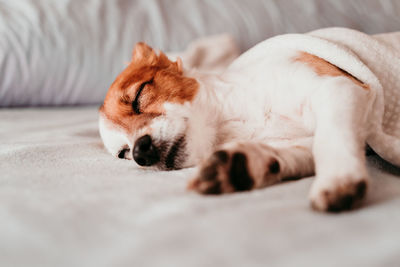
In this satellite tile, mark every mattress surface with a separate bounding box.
[1,107,400,267]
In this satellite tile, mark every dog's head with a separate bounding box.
[99,43,217,170]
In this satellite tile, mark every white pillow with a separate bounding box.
[0,0,399,106]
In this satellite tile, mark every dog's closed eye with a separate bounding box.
[132,79,153,114]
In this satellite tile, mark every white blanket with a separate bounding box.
[1,107,400,267]
[233,28,400,166]
[310,28,400,167]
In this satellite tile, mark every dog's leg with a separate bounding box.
[309,78,371,212]
[188,139,314,194]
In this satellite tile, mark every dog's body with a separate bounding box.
[99,37,374,212]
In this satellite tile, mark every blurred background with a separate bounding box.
[0,0,400,107]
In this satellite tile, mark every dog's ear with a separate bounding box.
[132,42,157,64]
[157,52,183,73]
[132,43,183,73]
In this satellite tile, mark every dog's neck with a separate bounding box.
[184,68,271,147]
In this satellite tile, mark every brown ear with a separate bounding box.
[131,43,183,72]
[132,42,157,63]
[156,52,182,72]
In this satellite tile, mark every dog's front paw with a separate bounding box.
[187,145,281,194]
[309,176,368,212]
[187,150,256,194]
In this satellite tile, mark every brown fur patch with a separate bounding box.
[294,52,369,90]
[101,43,198,132]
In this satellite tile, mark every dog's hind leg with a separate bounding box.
[187,138,314,194]
[309,78,371,212]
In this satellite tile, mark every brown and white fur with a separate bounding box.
[99,42,371,212]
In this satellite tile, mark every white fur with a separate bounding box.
[99,116,133,160]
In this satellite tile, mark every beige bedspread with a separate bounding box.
[1,32,400,267]
[1,106,400,267]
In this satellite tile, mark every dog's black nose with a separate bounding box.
[133,135,159,166]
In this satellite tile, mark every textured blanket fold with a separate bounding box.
[309,28,400,167]
[230,28,400,166]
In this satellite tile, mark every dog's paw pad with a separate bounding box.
[188,150,255,194]
[267,158,280,174]
[310,178,368,212]
[229,152,254,191]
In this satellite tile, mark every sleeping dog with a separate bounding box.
[99,34,381,212]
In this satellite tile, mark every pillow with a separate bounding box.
[1,0,399,106]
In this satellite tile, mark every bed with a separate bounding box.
[1,1,400,266]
